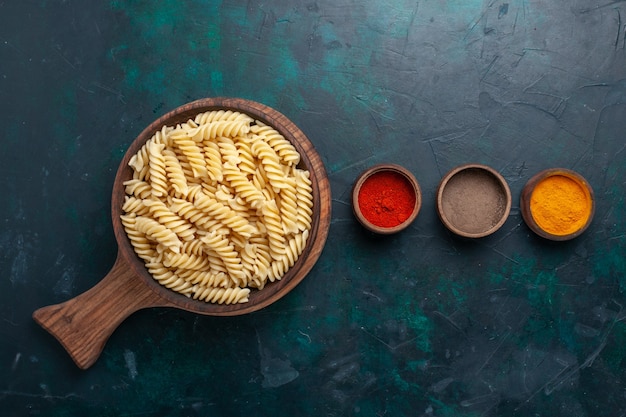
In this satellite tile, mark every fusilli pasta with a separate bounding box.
[121,110,314,305]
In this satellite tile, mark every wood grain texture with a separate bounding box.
[33,97,331,368]
[32,251,171,369]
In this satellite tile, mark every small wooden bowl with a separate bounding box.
[436,164,511,238]
[33,98,332,369]
[352,164,421,234]
[520,168,594,241]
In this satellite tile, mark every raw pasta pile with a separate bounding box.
[120,110,314,305]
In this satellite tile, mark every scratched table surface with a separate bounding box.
[1,0,626,416]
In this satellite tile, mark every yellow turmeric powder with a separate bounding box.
[529,174,592,236]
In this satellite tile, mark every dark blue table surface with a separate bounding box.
[1,0,625,416]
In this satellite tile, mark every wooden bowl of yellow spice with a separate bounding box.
[520,168,595,241]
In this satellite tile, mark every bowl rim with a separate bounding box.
[110,97,332,315]
[352,163,422,235]
[520,167,595,241]
[436,163,512,238]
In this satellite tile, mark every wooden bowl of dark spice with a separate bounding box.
[436,164,511,238]
[352,164,421,234]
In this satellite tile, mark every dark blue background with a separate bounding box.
[1,0,625,416]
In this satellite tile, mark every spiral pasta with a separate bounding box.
[134,216,182,254]
[200,232,246,287]
[193,191,258,238]
[123,179,153,199]
[194,109,254,125]
[193,120,251,141]
[251,122,301,166]
[121,196,149,216]
[144,198,196,242]
[276,177,299,234]
[222,159,265,210]
[163,148,189,196]
[120,110,314,305]
[145,260,193,295]
[191,286,251,304]
[217,136,241,163]
[261,199,287,259]
[251,140,289,192]
[120,214,155,261]
[294,168,314,232]
[148,141,168,198]
[203,140,224,182]
[170,129,209,179]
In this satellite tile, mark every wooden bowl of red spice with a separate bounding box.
[352,164,421,234]
[520,168,594,241]
[436,164,511,238]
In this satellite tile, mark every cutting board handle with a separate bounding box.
[33,251,169,369]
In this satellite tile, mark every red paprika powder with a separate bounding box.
[357,171,416,228]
